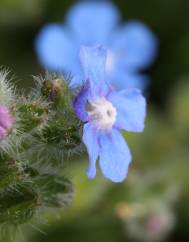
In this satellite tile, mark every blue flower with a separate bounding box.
[35,1,157,90]
[74,45,146,182]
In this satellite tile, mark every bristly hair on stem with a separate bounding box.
[0,70,83,241]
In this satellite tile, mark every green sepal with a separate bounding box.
[41,78,73,110]
[0,182,38,225]
[35,174,73,207]
[17,101,48,133]
[0,153,24,190]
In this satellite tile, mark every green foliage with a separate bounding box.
[0,156,21,190]
[0,71,82,240]
[35,175,73,207]
[0,182,38,225]
[17,102,48,132]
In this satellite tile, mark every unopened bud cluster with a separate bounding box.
[0,71,82,234]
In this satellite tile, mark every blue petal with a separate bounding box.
[80,45,110,98]
[99,128,132,182]
[109,67,149,91]
[35,24,80,74]
[110,21,158,70]
[73,83,89,122]
[108,89,146,132]
[70,74,84,88]
[66,1,120,44]
[83,123,99,179]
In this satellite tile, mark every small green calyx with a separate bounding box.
[18,102,48,132]
[41,78,72,109]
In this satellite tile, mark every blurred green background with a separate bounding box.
[1,0,189,242]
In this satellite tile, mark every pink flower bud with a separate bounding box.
[0,105,13,140]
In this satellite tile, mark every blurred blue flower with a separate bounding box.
[35,1,157,90]
[74,45,146,182]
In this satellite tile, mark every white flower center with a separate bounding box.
[87,98,117,131]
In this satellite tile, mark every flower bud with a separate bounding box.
[42,78,71,108]
[0,105,13,140]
